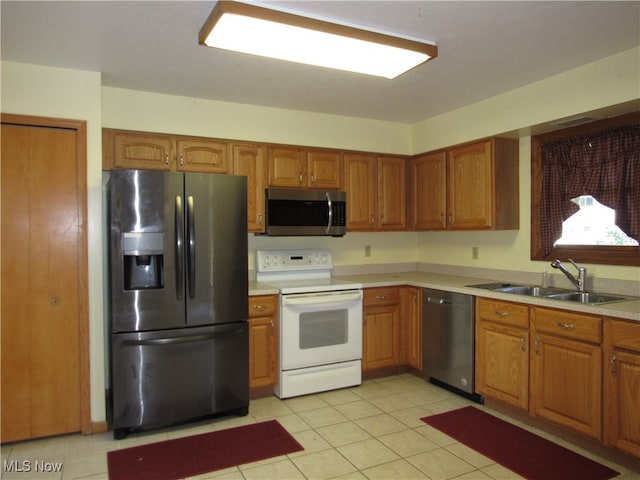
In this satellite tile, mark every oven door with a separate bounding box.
[280,289,362,370]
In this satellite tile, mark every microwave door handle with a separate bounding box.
[175,195,184,301]
[325,191,332,234]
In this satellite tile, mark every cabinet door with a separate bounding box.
[112,132,173,170]
[177,139,230,173]
[308,150,342,189]
[605,349,640,457]
[344,153,377,231]
[248,316,277,388]
[248,296,277,390]
[408,152,446,230]
[447,140,493,229]
[267,147,306,187]
[232,143,266,232]
[401,287,422,370]
[378,157,406,230]
[531,332,602,439]
[475,320,529,410]
[363,305,400,370]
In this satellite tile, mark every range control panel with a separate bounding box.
[256,249,332,272]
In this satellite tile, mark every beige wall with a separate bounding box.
[1,61,106,424]
[2,46,639,425]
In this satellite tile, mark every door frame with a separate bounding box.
[1,113,91,435]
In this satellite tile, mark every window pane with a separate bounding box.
[554,195,639,246]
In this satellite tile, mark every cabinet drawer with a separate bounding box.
[607,318,640,352]
[476,298,529,328]
[364,287,400,306]
[532,307,601,344]
[249,295,277,318]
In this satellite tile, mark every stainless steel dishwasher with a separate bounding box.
[422,289,483,403]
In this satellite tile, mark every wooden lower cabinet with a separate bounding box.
[363,287,400,371]
[530,307,602,439]
[400,287,422,369]
[604,318,640,457]
[475,298,530,410]
[248,296,278,393]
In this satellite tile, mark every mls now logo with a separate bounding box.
[3,460,63,473]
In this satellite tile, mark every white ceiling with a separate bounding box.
[1,1,639,124]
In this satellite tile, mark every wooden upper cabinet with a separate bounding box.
[108,131,173,170]
[409,138,519,231]
[267,146,306,187]
[308,150,342,189]
[344,153,406,231]
[344,153,377,231]
[267,146,342,189]
[408,151,447,229]
[232,143,266,232]
[103,129,231,173]
[447,141,494,229]
[176,139,230,173]
[378,156,406,230]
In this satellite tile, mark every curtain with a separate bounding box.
[539,124,640,257]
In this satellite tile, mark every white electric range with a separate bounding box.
[256,249,363,398]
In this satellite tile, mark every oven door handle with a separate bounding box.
[283,291,362,306]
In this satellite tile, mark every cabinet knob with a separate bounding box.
[610,354,617,376]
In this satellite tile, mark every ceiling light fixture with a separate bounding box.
[199,1,438,79]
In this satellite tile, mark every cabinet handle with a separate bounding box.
[494,310,510,317]
[375,295,387,301]
[370,215,375,225]
[557,321,576,330]
[258,213,263,226]
[311,174,315,184]
[520,334,526,352]
[610,354,617,376]
[179,153,184,167]
[534,336,541,356]
[253,304,267,311]
[165,152,170,166]
[448,214,453,224]
[298,173,303,184]
[270,320,274,330]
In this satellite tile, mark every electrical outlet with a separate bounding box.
[472,246,479,260]
[364,245,371,257]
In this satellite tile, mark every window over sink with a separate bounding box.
[531,112,640,266]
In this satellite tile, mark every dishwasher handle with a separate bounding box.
[426,296,454,305]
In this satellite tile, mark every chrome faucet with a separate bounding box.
[551,259,587,292]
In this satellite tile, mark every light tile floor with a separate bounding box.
[1,374,638,479]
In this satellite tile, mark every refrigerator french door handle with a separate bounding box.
[175,195,184,300]
[325,191,333,234]
[121,326,246,347]
[187,195,196,299]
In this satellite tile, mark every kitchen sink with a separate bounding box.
[467,283,634,305]
[493,285,566,297]
[545,292,632,304]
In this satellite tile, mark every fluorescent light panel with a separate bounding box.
[199,1,438,79]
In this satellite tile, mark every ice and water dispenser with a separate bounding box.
[122,232,164,290]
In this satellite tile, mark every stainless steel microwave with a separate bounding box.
[261,188,346,237]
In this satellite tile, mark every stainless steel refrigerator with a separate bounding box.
[107,169,249,439]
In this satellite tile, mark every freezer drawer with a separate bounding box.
[111,323,248,437]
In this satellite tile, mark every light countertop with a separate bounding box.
[250,271,640,322]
